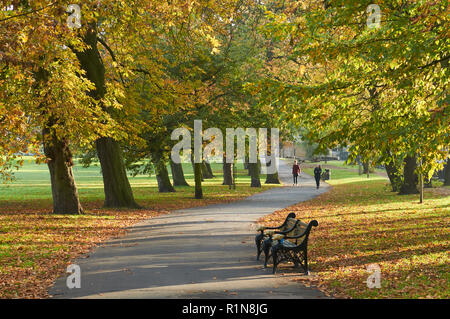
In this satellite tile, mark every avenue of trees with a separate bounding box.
[0,0,448,213]
[0,0,291,213]
[251,0,449,201]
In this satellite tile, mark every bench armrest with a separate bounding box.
[272,234,285,241]
[274,229,291,235]
[256,227,282,237]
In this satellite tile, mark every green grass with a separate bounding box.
[259,162,449,299]
[304,159,386,174]
[0,157,276,298]
[0,157,274,210]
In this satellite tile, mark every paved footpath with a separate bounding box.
[50,160,330,299]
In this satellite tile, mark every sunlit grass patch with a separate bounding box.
[259,164,449,299]
[0,159,275,298]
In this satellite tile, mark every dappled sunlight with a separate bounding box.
[0,208,166,298]
[258,166,449,298]
[0,161,275,298]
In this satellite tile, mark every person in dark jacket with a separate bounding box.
[292,160,301,186]
[314,165,322,189]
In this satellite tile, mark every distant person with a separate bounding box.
[292,160,301,186]
[314,165,322,189]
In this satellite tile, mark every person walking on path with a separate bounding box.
[292,160,301,186]
[314,165,322,189]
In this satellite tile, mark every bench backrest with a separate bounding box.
[273,217,319,247]
[292,221,308,238]
[282,217,296,233]
[284,218,308,243]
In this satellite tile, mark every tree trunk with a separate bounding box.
[385,160,401,192]
[43,128,83,215]
[362,162,369,174]
[222,156,233,186]
[419,173,424,203]
[201,160,214,179]
[248,162,261,187]
[154,158,175,193]
[205,160,215,178]
[265,172,281,184]
[194,162,203,199]
[191,155,204,181]
[399,155,419,195]
[265,160,281,184]
[73,23,137,208]
[444,161,450,186]
[96,137,139,208]
[170,160,189,186]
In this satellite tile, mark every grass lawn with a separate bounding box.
[0,157,273,210]
[258,161,449,299]
[0,158,276,298]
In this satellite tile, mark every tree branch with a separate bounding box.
[96,37,126,85]
[0,2,58,23]
[419,55,450,70]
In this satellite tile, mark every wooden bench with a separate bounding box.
[255,213,296,261]
[270,219,318,274]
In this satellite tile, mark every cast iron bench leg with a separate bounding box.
[255,234,263,260]
[303,248,308,274]
[272,247,278,274]
[263,239,272,268]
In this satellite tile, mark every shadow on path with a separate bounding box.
[49,160,330,299]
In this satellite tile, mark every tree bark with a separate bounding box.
[194,162,203,199]
[154,158,175,193]
[419,173,424,204]
[265,160,281,184]
[265,172,281,184]
[191,155,204,181]
[363,161,369,174]
[35,67,83,215]
[248,162,261,187]
[399,155,419,195]
[201,160,214,179]
[170,159,189,186]
[244,155,249,171]
[96,137,139,207]
[205,160,215,178]
[222,156,233,186]
[385,160,401,192]
[444,161,450,186]
[73,23,137,208]
[43,127,83,215]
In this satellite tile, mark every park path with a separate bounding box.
[49,160,330,299]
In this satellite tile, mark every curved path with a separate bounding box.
[50,160,330,299]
